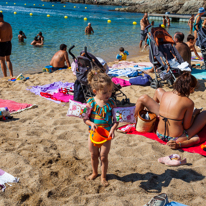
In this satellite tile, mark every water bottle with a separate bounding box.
[0,107,10,117]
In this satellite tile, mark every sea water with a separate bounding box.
[0,0,190,76]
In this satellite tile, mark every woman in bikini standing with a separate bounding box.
[134,72,206,149]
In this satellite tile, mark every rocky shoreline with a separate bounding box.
[41,0,206,14]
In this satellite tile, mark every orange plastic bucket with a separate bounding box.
[90,127,112,148]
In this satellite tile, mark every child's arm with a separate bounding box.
[109,103,119,138]
[192,45,202,60]
[83,104,97,131]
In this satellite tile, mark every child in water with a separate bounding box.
[84,70,118,187]
[116,47,129,61]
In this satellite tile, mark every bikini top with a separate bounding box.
[159,114,183,137]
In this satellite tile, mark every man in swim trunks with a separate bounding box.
[85,23,94,34]
[50,44,71,71]
[139,13,150,48]
[0,13,13,77]
[193,7,205,42]
[18,31,26,42]
[162,16,166,27]
[174,32,191,65]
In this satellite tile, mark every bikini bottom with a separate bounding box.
[156,130,189,142]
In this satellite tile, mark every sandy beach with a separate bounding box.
[0,53,206,206]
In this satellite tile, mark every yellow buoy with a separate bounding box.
[133,21,137,25]
[64,16,68,19]
[0,11,2,13]
[30,13,33,16]
[84,17,87,21]
[47,14,50,17]
[74,6,76,8]
[14,12,17,14]
[42,4,44,6]
[85,7,87,9]
[52,5,54,7]
[33,4,35,6]
[63,5,66,7]
[14,3,16,5]
[6,2,8,4]
[107,20,111,23]
[24,3,26,5]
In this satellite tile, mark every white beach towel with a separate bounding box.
[0,169,19,191]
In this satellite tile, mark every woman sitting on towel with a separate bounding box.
[134,72,206,149]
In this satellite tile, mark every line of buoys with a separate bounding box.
[85,7,87,9]
[107,20,111,23]
[84,17,87,21]
[30,13,33,16]
[47,14,50,17]
[14,12,17,14]
[64,16,68,19]
[133,21,137,25]
[74,6,76,8]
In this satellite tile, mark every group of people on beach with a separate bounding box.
[1,6,206,187]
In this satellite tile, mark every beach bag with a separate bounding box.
[74,80,85,103]
[129,74,152,86]
[136,110,157,133]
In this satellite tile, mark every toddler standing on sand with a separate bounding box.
[84,70,118,186]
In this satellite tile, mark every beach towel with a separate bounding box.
[28,81,74,104]
[112,77,131,87]
[191,57,203,62]
[40,92,73,102]
[0,99,37,114]
[191,69,206,79]
[111,61,153,69]
[118,124,206,156]
[0,169,19,192]
[108,68,138,77]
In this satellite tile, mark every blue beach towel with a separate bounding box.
[166,201,188,206]
[191,69,206,79]
[108,68,139,77]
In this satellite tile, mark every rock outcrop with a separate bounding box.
[41,0,206,14]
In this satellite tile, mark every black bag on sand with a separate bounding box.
[74,80,85,103]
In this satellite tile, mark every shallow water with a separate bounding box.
[0,0,191,76]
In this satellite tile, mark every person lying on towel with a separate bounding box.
[50,44,71,71]
[134,72,206,149]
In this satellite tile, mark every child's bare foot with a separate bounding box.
[101,178,109,187]
[86,173,98,181]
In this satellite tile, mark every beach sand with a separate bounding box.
[0,54,206,206]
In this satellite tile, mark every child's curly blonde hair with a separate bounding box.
[87,69,113,91]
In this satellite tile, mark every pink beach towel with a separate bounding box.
[118,124,206,156]
[0,99,37,113]
[112,77,131,87]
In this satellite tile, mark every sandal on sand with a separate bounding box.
[158,154,187,167]
[144,193,169,206]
